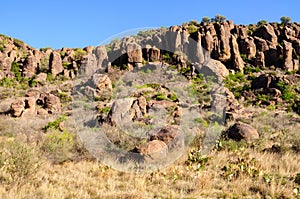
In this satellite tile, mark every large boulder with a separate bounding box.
[91,74,112,100]
[23,55,38,78]
[251,74,278,89]
[107,98,136,126]
[149,126,181,147]
[10,99,25,117]
[126,43,143,63]
[44,93,61,114]
[143,46,160,62]
[226,122,259,141]
[79,53,97,77]
[49,51,63,77]
[135,140,168,161]
[198,59,229,83]
[94,45,108,71]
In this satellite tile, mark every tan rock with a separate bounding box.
[282,40,294,71]
[230,35,244,71]
[44,93,61,114]
[49,51,63,77]
[10,99,25,117]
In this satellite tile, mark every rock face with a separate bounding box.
[23,55,38,78]
[49,51,63,77]
[253,24,278,48]
[282,40,296,71]
[230,35,245,71]
[226,122,259,141]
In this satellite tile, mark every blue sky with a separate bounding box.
[1,0,299,49]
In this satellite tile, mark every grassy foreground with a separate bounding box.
[0,108,300,198]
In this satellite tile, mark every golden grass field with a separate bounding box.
[0,107,300,199]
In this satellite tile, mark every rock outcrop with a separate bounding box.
[225,122,259,141]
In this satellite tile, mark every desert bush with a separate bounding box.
[201,16,211,23]
[187,24,198,34]
[185,149,210,171]
[211,14,226,23]
[0,140,42,183]
[257,20,267,27]
[41,130,76,163]
[73,48,87,61]
[42,114,67,132]
[280,16,291,26]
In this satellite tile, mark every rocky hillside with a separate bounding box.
[1,20,300,117]
[1,19,300,198]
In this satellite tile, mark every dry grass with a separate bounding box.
[0,108,299,198]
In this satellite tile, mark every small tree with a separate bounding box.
[280,16,291,26]
[201,16,211,23]
[211,14,226,23]
[257,20,267,27]
[189,20,200,26]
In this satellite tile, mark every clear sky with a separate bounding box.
[1,0,299,49]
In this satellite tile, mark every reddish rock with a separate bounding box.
[226,122,259,142]
[230,35,245,71]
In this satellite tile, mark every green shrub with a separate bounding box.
[185,149,209,171]
[280,16,291,26]
[257,20,267,27]
[0,140,42,182]
[187,25,198,34]
[11,61,22,80]
[276,81,296,101]
[98,107,111,114]
[168,93,178,101]
[43,115,67,132]
[244,65,261,74]
[162,53,172,63]
[201,16,211,23]
[240,54,248,63]
[189,20,200,26]
[0,45,4,52]
[155,92,167,101]
[211,14,226,23]
[74,48,87,60]
[295,173,300,185]
[221,155,260,180]
[41,130,76,163]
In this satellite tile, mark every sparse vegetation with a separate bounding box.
[280,16,291,26]
[257,20,267,27]
[211,14,226,23]
[201,16,211,23]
